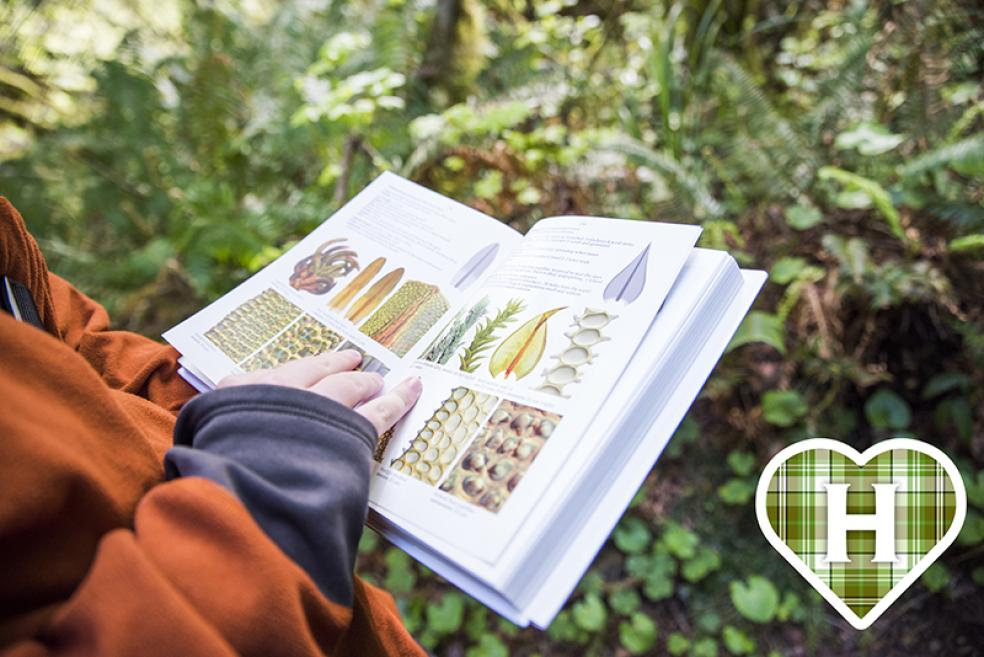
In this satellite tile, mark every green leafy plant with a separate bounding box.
[730,576,780,624]
[7,0,982,653]
[618,612,658,654]
[761,390,809,427]
[458,299,525,372]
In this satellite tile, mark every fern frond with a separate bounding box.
[602,134,723,218]
[458,298,524,373]
[802,29,874,139]
[711,54,815,200]
[899,135,984,178]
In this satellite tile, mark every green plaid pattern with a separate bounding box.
[766,448,957,617]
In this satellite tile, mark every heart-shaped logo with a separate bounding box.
[755,438,966,630]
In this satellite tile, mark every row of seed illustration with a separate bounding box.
[530,243,651,396]
[205,289,302,362]
[439,400,561,513]
[534,308,616,397]
[389,387,499,483]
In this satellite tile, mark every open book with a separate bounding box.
[164,172,766,628]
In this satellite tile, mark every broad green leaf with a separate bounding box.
[608,589,642,616]
[666,632,691,656]
[383,548,416,595]
[641,551,677,601]
[357,529,378,554]
[625,554,653,578]
[662,523,699,560]
[957,510,984,546]
[571,593,608,632]
[727,451,757,476]
[618,613,658,654]
[681,546,722,582]
[921,563,951,593]
[776,591,803,622]
[717,478,756,505]
[614,516,653,555]
[696,610,721,633]
[642,570,675,601]
[835,122,904,155]
[577,570,605,595]
[761,390,808,427]
[722,625,757,655]
[546,610,586,644]
[692,637,720,657]
[465,634,509,657]
[864,388,911,430]
[964,470,984,509]
[770,256,808,284]
[730,575,780,624]
[728,311,786,355]
[465,606,489,642]
[426,593,465,635]
[785,203,823,230]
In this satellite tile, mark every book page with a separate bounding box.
[368,216,701,564]
[163,173,522,385]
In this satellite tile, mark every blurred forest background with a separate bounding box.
[2,0,983,655]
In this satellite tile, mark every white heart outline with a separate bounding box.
[755,437,967,630]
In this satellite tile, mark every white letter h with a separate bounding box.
[822,483,899,564]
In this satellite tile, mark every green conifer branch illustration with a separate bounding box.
[458,298,525,373]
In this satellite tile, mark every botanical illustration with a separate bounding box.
[29,0,982,650]
[289,238,360,295]
[346,267,404,323]
[373,426,395,463]
[239,314,343,371]
[457,299,525,373]
[421,296,490,365]
[205,289,301,362]
[337,340,391,377]
[329,256,385,311]
[536,308,616,397]
[439,400,560,513]
[451,242,500,290]
[488,307,566,380]
[603,243,649,304]
[360,280,450,357]
[389,387,499,484]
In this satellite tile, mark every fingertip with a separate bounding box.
[393,376,422,405]
[337,348,363,363]
[368,371,386,390]
[406,376,423,397]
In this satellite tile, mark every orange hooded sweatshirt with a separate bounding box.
[0,197,425,657]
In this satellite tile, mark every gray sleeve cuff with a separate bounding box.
[165,384,378,606]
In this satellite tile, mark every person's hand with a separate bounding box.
[217,349,422,435]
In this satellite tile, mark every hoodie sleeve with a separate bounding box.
[164,383,379,607]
